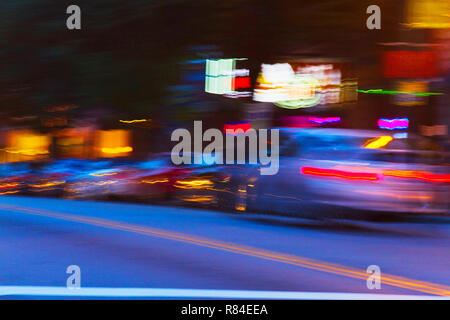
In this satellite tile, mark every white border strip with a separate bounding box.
[0,286,449,300]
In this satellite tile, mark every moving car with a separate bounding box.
[217,128,449,219]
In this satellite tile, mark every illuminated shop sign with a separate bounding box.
[253,63,321,109]
[94,130,133,158]
[405,0,450,29]
[378,118,409,130]
[296,64,343,105]
[382,51,438,78]
[223,122,251,135]
[254,62,357,108]
[279,116,341,128]
[205,59,251,97]
[205,59,234,94]
[274,74,321,109]
[310,117,341,124]
[394,81,429,106]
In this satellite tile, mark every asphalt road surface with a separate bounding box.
[0,196,449,299]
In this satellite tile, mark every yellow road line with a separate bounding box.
[0,203,448,296]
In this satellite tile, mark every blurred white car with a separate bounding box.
[221,128,449,218]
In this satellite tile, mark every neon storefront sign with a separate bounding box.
[253,63,321,109]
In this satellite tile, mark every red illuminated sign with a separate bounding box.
[232,77,251,90]
[223,122,251,134]
[383,51,438,78]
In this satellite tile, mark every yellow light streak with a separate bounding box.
[119,119,150,124]
[101,146,133,154]
[141,179,169,184]
[174,179,213,189]
[363,136,393,149]
[90,172,118,177]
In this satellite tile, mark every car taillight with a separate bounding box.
[383,170,450,183]
[300,167,380,181]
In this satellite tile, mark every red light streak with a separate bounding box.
[300,166,450,183]
[300,167,380,181]
[232,77,251,90]
[223,122,251,134]
[383,170,450,183]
